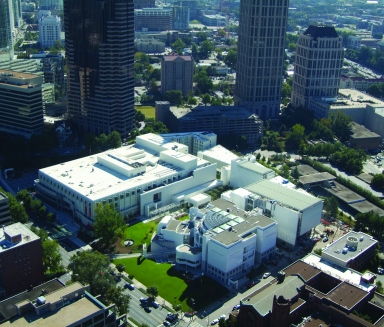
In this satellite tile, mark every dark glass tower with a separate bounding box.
[64,0,135,137]
[235,0,289,120]
[0,0,14,62]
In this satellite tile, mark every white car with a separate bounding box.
[263,272,271,279]
[219,314,226,320]
[211,319,219,325]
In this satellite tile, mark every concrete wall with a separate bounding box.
[300,201,323,236]
[272,204,299,247]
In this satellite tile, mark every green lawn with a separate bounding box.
[113,257,228,311]
[122,220,159,248]
[135,106,156,119]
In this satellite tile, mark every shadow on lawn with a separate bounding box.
[137,255,146,265]
[166,266,228,310]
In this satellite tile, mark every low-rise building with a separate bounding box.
[349,122,381,149]
[35,133,219,224]
[222,180,323,249]
[340,75,384,92]
[134,38,165,53]
[321,231,378,270]
[0,281,127,326]
[153,198,277,288]
[0,223,44,299]
[161,105,263,145]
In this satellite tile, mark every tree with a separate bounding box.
[280,164,291,179]
[292,166,299,179]
[146,285,159,300]
[93,203,126,249]
[135,109,145,122]
[367,83,384,98]
[69,250,114,295]
[116,263,125,273]
[323,196,339,218]
[165,90,183,106]
[224,49,237,69]
[7,193,28,224]
[106,286,130,316]
[202,93,211,105]
[199,40,214,58]
[149,68,161,81]
[330,111,352,142]
[194,70,213,94]
[108,131,122,148]
[281,82,292,99]
[171,38,186,54]
[196,31,207,41]
[187,96,197,106]
[285,124,305,149]
[372,174,384,190]
[141,121,169,134]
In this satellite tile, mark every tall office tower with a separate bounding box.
[173,6,190,30]
[134,0,155,9]
[38,13,62,48]
[12,0,22,27]
[291,25,344,111]
[161,54,194,96]
[235,0,289,120]
[64,0,135,137]
[0,0,14,62]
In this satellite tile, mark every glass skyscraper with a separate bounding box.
[64,0,135,137]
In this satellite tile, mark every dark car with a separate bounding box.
[140,298,147,304]
[144,307,152,313]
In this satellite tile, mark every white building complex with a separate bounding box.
[153,198,277,288]
[38,12,62,48]
[222,179,323,249]
[34,132,220,226]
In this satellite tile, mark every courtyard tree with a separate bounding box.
[93,203,126,249]
[146,285,159,300]
[108,130,122,148]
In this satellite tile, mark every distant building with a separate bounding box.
[135,8,173,31]
[340,74,384,92]
[222,179,323,249]
[161,54,194,96]
[172,0,197,20]
[0,223,44,299]
[134,38,165,53]
[173,6,190,30]
[0,70,44,137]
[201,13,227,26]
[38,13,62,48]
[346,35,362,49]
[0,193,10,226]
[134,0,155,9]
[349,122,381,149]
[160,105,263,145]
[0,0,14,62]
[0,280,127,326]
[39,0,63,10]
[12,0,23,27]
[291,25,344,110]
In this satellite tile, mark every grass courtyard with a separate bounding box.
[113,257,228,311]
[119,220,160,252]
[135,106,155,119]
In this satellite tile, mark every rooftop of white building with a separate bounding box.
[245,179,322,212]
[302,254,375,292]
[39,133,212,201]
[322,231,377,263]
[0,223,39,252]
[198,145,238,165]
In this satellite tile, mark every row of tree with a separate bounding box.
[345,47,384,75]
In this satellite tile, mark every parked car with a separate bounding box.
[378,267,384,275]
[233,304,240,311]
[144,307,151,313]
[163,321,171,326]
[263,272,271,279]
[152,301,160,308]
[211,319,219,325]
[219,314,226,320]
[140,298,147,303]
[323,237,328,242]
[124,283,134,290]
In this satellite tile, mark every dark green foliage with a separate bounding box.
[344,47,384,75]
[372,174,384,190]
[367,83,384,98]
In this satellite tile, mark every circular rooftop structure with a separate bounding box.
[347,236,359,248]
[203,211,231,230]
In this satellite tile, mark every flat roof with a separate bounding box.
[239,161,274,175]
[163,54,192,61]
[302,254,374,292]
[166,220,180,231]
[0,279,64,321]
[4,296,101,327]
[326,281,369,311]
[212,230,241,246]
[297,165,320,176]
[299,172,336,186]
[322,181,365,204]
[245,180,321,211]
[349,200,384,215]
[322,231,377,263]
[199,145,238,165]
[0,223,39,253]
[241,276,305,316]
[283,260,321,282]
[350,122,381,139]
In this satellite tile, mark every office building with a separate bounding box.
[12,0,22,27]
[35,132,219,225]
[135,8,173,32]
[40,0,63,10]
[159,105,263,145]
[222,179,323,249]
[134,38,165,53]
[235,0,289,119]
[0,223,44,299]
[0,193,10,226]
[0,280,127,326]
[0,70,44,137]
[0,0,14,62]
[64,0,135,138]
[153,199,277,288]
[201,13,227,26]
[321,231,378,270]
[161,54,194,96]
[340,74,384,92]
[172,0,197,20]
[134,0,155,9]
[291,25,344,110]
[173,6,190,30]
[38,13,62,48]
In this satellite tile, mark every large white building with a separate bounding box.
[35,132,219,226]
[38,13,62,48]
[154,198,277,288]
[222,179,323,249]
